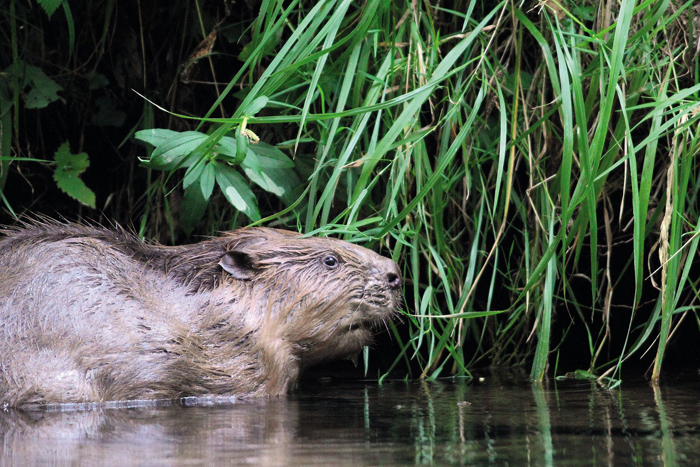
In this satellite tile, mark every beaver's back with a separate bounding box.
[0,223,220,407]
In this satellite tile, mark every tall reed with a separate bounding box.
[157,0,700,381]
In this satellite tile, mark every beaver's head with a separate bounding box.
[218,228,402,367]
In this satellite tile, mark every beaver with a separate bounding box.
[0,221,402,409]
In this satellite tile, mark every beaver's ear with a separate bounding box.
[219,251,260,280]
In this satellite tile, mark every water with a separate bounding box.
[1,372,698,466]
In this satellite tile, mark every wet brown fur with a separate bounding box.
[0,220,402,409]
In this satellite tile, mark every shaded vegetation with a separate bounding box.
[2,0,700,384]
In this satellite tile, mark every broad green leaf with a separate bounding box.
[258,167,301,203]
[53,141,96,208]
[242,165,289,198]
[37,0,62,18]
[200,162,215,200]
[241,149,264,179]
[135,128,182,147]
[214,163,260,221]
[183,160,206,189]
[250,142,295,168]
[24,66,63,109]
[146,131,207,169]
[239,146,299,199]
[214,136,240,162]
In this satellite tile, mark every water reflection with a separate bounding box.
[1,373,698,466]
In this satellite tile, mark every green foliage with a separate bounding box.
[1,0,83,212]
[3,0,700,383]
[22,65,64,109]
[53,142,96,209]
[37,0,63,19]
[135,127,300,232]
[2,62,64,109]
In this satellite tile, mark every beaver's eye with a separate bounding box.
[323,255,339,269]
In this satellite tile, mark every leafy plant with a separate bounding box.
[135,122,301,232]
[37,0,64,19]
[2,61,64,110]
[53,142,96,209]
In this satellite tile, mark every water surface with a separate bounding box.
[2,372,698,466]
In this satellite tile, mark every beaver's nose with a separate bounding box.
[383,261,402,290]
[387,271,401,289]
